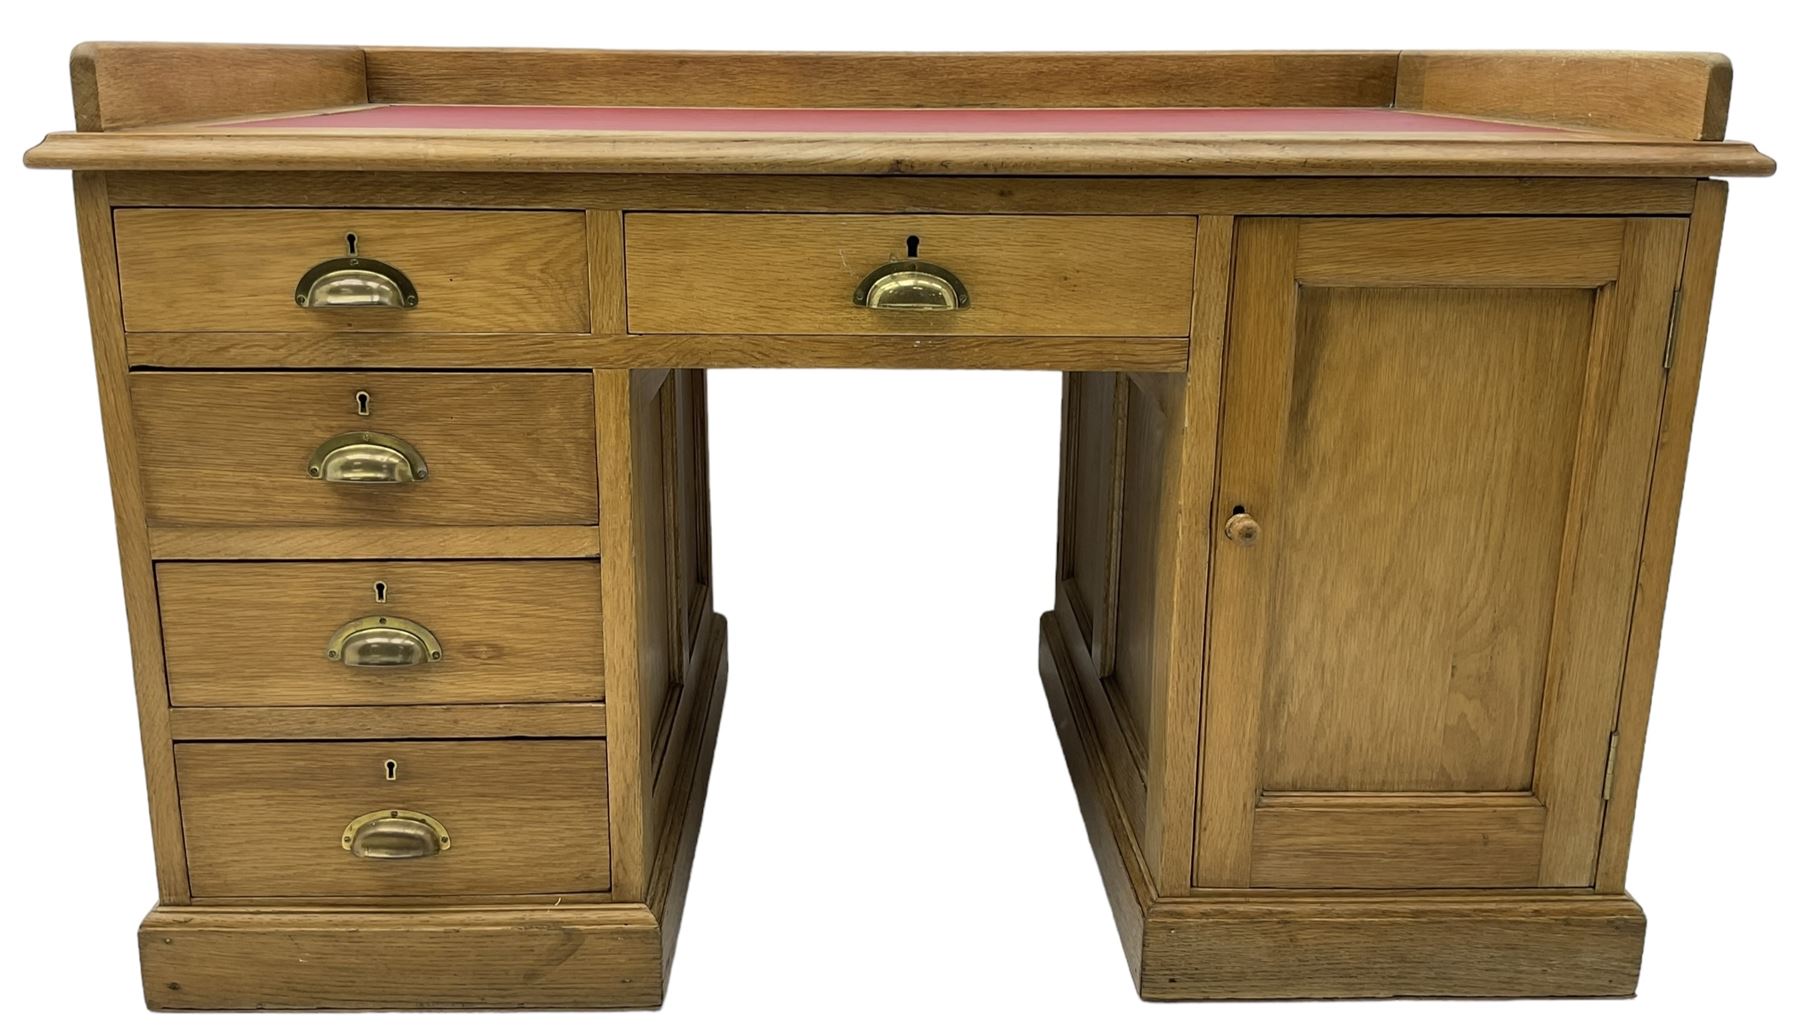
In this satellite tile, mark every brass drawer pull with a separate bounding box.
[294,235,419,309]
[307,431,429,483]
[854,260,970,311]
[325,615,444,666]
[342,809,451,859]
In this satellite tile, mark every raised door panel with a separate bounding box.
[1261,285,1592,793]
[1059,372,1128,672]
[1196,218,1685,890]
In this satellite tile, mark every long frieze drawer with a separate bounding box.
[624,214,1197,336]
[176,740,609,899]
[131,372,598,527]
[158,560,603,707]
[113,208,591,333]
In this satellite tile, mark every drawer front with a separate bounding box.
[131,373,598,527]
[159,561,603,707]
[176,740,609,899]
[624,214,1197,336]
[115,208,591,333]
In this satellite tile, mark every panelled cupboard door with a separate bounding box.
[1196,217,1685,891]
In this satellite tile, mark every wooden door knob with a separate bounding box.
[1224,511,1261,545]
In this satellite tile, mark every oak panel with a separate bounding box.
[1043,612,1645,998]
[1532,218,1688,885]
[1295,218,1623,285]
[176,740,609,899]
[148,525,601,560]
[131,372,598,527]
[1193,218,1299,884]
[1064,374,1128,667]
[1250,799,1548,888]
[158,561,603,707]
[114,208,589,333]
[1040,613,1151,981]
[28,130,1774,178]
[593,369,673,901]
[1111,374,1172,743]
[1261,287,1594,792]
[364,49,1399,109]
[1142,894,1645,999]
[1396,51,1733,140]
[122,330,1189,371]
[585,334,1191,372]
[624,214,1196,336]
[70,173,190,902]
[1198,217,1682,890]
[72,42,367,131]
[141,904,661,1009]
[102,172,1705,216]
[1596,183,1729,891]
[168,703,607,741]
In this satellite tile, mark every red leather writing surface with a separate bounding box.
[231,105,1566,135]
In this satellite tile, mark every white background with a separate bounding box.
[2,2,1793,1029]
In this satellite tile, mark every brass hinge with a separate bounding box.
[1602,731,1621,801]
[1662,288,1685,370]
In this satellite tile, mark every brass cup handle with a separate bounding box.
[1224,511,1262,546]
[325,615,444,666]
[307,431,429,483]
[343,809,451,859]
[854,260,970,311]
[295,256,419,309]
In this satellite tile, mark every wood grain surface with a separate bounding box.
[1396,51,1734,140]
[1250,798,1548,888]
[363,49,1400,109]
[168,702,607,741]
[102,172,1705,216]
[114,208,589,333]
[26,130,1773,178]
[147,525,602,560]
[1141,893,1645,999]
[1197,216,1682,890]
[624,214,1196,336]
[71,173,191,903]
[141,904,662,1009]
[71,42,367,131]
[176,739,609,899]
[131,372,598,527]
[1258,286,1594,793]
[1595,182,1729,892]
[158,560,603,706]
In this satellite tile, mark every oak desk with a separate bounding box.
[24,44,1776,1009]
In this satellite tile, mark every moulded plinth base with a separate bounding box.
[1039,612,1646,1001]
[140,617,732,1010]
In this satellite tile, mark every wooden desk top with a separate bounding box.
[22,45,1776,177]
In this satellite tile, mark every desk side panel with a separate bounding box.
[71,172,190,903]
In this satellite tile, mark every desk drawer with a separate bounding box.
[114,208,590,333]
[131,372,598,527]
[624,214,1196,336]
[159,560,603,707]
[176,740,609,899]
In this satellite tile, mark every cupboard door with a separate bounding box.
[1196,218,1685,889]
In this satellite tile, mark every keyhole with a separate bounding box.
[346,232,359,256]
[373,581,387,604]
[384,759,398,781]
[356,391,371,417]
[906,235,920,258]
